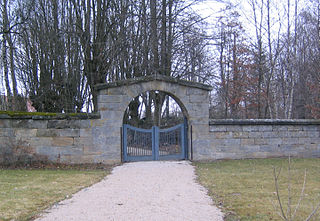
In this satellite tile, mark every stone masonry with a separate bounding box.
[0,75,319,165]
[206,119,320,160]
[0,114,100,164]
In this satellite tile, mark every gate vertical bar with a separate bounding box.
[184,117,188,159]
[190,125,193,161]
[123,125,128,162]
[153,126,159,160]
[181,123,185,159]
[120,127,123,162]
[152,126,155,160]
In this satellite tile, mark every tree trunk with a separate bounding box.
[150,0,159,74]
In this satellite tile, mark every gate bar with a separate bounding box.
[120,127,123,162]
[190,125,193,161]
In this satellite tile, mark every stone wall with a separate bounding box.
[1,75,319,165]
[198,119,320,160]
[0,113,100,165]
[0,75,213,165]
[1,114,320,164]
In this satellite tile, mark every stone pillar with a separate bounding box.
[93,89,127,164]
[185,88,211,160]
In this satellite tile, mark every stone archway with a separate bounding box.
[94,75,212,164]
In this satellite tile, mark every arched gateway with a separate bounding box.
[95,75,212,163]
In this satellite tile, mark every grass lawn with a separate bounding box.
[0,168,109,220]
[195,158,320,221]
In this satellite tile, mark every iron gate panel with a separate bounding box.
[159,124,185,160]
[123,123,187,162]
[123,125,154,162]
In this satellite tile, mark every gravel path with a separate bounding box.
[36,161,224,221]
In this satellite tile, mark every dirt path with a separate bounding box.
[36,161,224,221]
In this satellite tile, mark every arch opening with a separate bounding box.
[123,90,188,129]
[122,90,189,162]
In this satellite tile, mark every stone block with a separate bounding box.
[287,126,302,131]
[80,120,91,128]
[268,138,282,145]
[254,138,268,145]
[259,145,277,152]
[108,87,126,95]
[189,94,208,103]
[272,125,288,131]
[94,156,121,165]
[251,152,269,158]
[100,110,124,122]
[186,88,206,96]
[80,128,92,137]
[189,117,209,124]
[299,137,320,145]
[52,137,74,146]
[241,138,255,146]
[211,132,232,139]
[261,132,278,138]
[311,150,320,157]
[98,103,123,112]
[83,146,102,155]
[285,131,303,138]
[35,146,59,161]
[36,146,83,161]
[193,145,213,156]
[58,129,80,137]
[98,89,108,95]
[60,146,83,155]
[214,152,239,160]
[190,103,209,112]
[242,126,259,132]
[307,131,319,138]
[192,124,209,136]
[78,155,98,164]
[303,125,319,131]
[209,126,227,132]
[12,120,47,129]
[306,143,319,150]
[241,145,260,152]
[282,138,300,145]
[232,131,249,138]
[36,129,59,137]
[29,137,52,147]
[47,120,80,129]
[210,139,224,147]
[0,120,11,128]
[74,137,92,146]
[98,95,122,103]
[226,125,243,132]
[15,129,37,138]
[0,128,15,137]
[211,138,240,146]
[217,146,241,153]
[257,126,273,132]
[248,131,263,138]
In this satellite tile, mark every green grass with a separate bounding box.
[0,169,109,220]
[194,158,320,221]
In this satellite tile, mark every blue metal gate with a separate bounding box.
[122,123,187,162]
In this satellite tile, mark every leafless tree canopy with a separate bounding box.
[0,0,319,119]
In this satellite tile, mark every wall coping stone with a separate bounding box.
[209,119,320,125]
[95,74,213,91]
[0,112,100,120]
